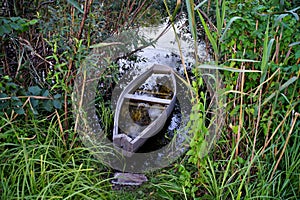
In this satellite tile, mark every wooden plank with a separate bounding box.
[125,102,166,110]
[124,94,171,104]
[134,90,171,96]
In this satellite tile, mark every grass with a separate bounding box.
[0,115,114,199]
[2,111,298,199]
[0,82,299,199]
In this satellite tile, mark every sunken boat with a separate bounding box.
[113,64,177,153]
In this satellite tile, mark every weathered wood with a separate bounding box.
[124,94,172,104]
[112,173,148,186]
[134,89,172,96]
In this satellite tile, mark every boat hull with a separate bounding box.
[113,64,177,153]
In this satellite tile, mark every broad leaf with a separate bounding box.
[28,86,42,95]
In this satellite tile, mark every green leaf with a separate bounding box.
[194,0,207,10]
[15,107,25,115]
[289,41,300,47]
[32,108,38,115]
[10,17,21,22]
[43,100,53,112]
[231,125,238,134]
[198,64,261,73]
[28,86,42,95]
[67,0,84,13]
[216,0,221,34]
[10,22,21,30]
[53,99,62,109]
[3,75,10,80]
[0,25,10,36]
[237,156,246,164]
[30,98,39,108]
[28,19,38,25]
[0,93,7,98]
[295,50,300,59]
[228,58,260,63]
[262,76,298,106]
[11,100,23,107]
[186,0,197,42]
[42,90,50,97]
[54,94,62,99]
[11,96,19,101]
[196,9,218,60]
[260,21,274,83]
[6,82,18,89]
[220,17,242,42]
[0,101,9,109]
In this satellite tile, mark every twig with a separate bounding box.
[0,95,52,100]
[55,109,67,147]
[18,37,52,65]
[37,0,54,9]
[129,0,151,26]
[77,0,93,40]
[115,22,172,61]
[74,69,87,133]
[251,89,262,162]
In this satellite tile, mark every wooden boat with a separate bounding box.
[113,64,177,153]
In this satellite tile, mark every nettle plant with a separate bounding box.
[0,17,54,116]
[0,17,38,37]
[0,15,65,117]
[0,75,64,116]
[220,1,300,90]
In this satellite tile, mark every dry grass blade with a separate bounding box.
[236,61,245,157]
[260,107,295,156]
[270,112,299,180]
[198,64,261,73]
[55,109,66,147]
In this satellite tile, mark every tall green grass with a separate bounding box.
[155,0,300,199]
[0,114,116,199]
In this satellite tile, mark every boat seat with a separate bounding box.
[124,94,171,105]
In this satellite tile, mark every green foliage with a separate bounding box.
[0,17,38,37]
[0,0,299,199]
[0,115,113,199]
[186,93,208,165]
[220,1,300,67]
[94,64,119,137]
[0,74,65,116]
[178,0,300,199]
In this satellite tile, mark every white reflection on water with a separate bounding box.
[139,19,208,63]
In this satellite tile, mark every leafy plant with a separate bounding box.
[0,17,38,37]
